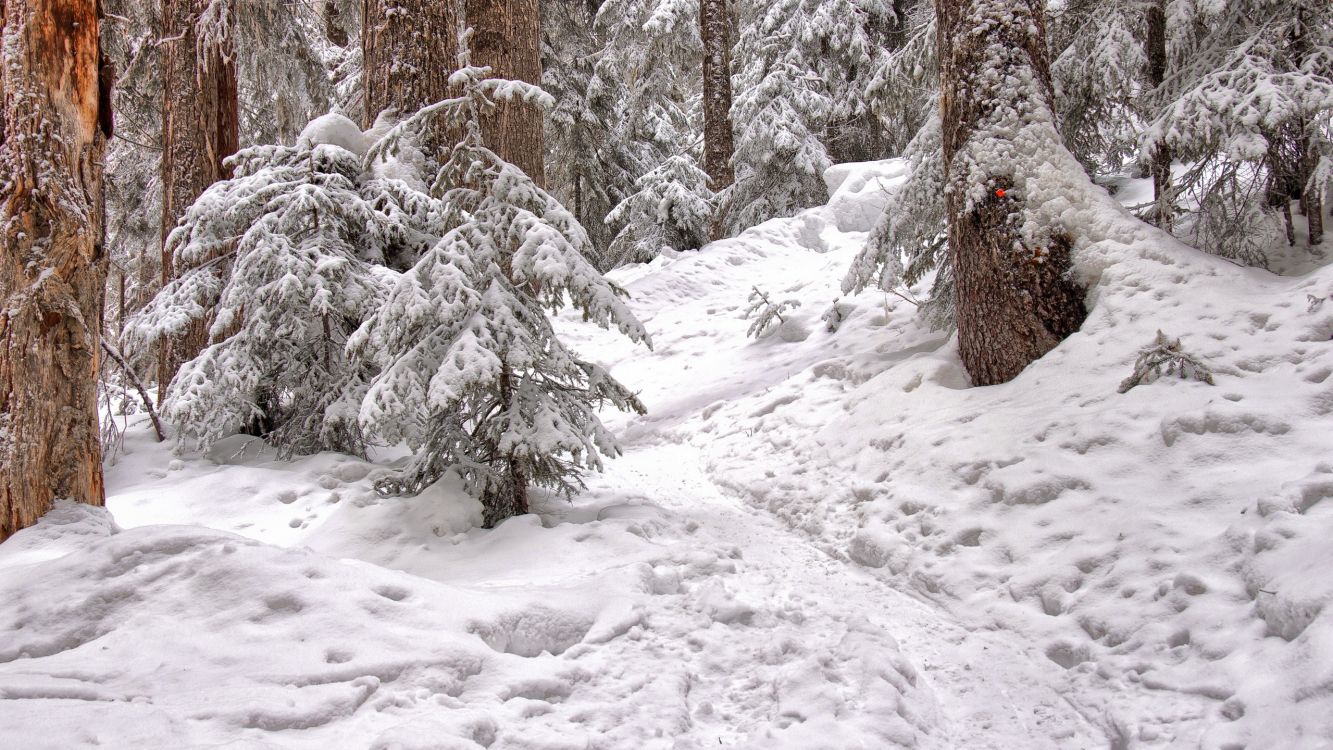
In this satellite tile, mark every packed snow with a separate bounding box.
[3,160,1332,748]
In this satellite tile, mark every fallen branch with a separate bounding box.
[101,339,167,442]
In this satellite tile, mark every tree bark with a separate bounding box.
[157,0,238,399]
[467,0,544,185]
[363,0,462,153]
[700,0,734,204]
[0,0,110,541]
[1291,7,1322,247]
[1145,0,1173,230]
[937,0,1087,386]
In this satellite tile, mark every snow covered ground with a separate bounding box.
[2,160,1331,748]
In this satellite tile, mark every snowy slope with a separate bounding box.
[1,160,1331,749]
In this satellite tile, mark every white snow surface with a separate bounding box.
[3,160,1332,748]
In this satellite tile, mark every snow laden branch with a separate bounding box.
[128,124,440,456]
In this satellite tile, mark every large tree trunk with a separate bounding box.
[0,0,111,541]
[937,0,1087,386]
[157,0,238,399]
[700,0,734,206]
[467,0,544,185]
[1145,0,1173,230]
[362,0,461,152]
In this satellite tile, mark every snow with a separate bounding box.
[3,159,1333,748]
[296,113,368,156]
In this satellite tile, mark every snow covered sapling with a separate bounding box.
[745,286,801,338]
[605,153,714,266]
[131,116,438,456]
[1118,331,1215,393]
[352,31,651,527]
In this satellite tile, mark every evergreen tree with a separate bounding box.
[605,153,714,265]
[1142,0,1333,260]
[130,115,439,456]
[353,34,650,527]
[935,0,1088,385]
[727,0,898,233]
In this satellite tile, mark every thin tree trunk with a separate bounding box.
[0,0,111,541]
[485,364,528,527]
[467,0,545,185]
[157,0,239,400]
[937,0,1087,386]
[363,0,461,152]
[1291,8,1323,247]
[700,0,735,211]
[1145,0,1173,230]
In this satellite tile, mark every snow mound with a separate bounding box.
[296,113,368,156]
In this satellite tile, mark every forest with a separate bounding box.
[1,0,1331,747]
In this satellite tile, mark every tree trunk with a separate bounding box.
[937,0,1087,386]
[700,0,735,207]
[157,0,238,399]
[484,364,528,527]
[1290,7,1322,247]
[0,0,110,542]
[467,0,545,185]
[362,0,461,152]
[1145,0,1172,230]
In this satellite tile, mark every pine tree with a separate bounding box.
[1141,0,1333,260]
[542,0,630,265]
[1,0,111,541]
[605,153,714,265]
[353,33,651,527]
[727,0,898,234]
[936,0,1088,385]
[130,115,439,456]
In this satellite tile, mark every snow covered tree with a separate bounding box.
[605,153,714,265]
[130,115,439,456]
[1048,0,1150,177]
[727,0,898,233]
[1141,0,1333,259]
[936,0,1088,385]
[1,0,111,540]
[542,0,627,264]
[104,0,342,377]
[727,54,831,233]
[559,0,702,264]
[353,33,650,527]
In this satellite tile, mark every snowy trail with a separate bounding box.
[577,439,1109,748]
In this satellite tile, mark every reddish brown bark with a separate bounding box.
[467,0,545,185]
[0,0,109,541]
[157,0,239,398]
[362,0,462,153]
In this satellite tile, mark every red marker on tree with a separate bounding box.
[995,188,1006,198]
